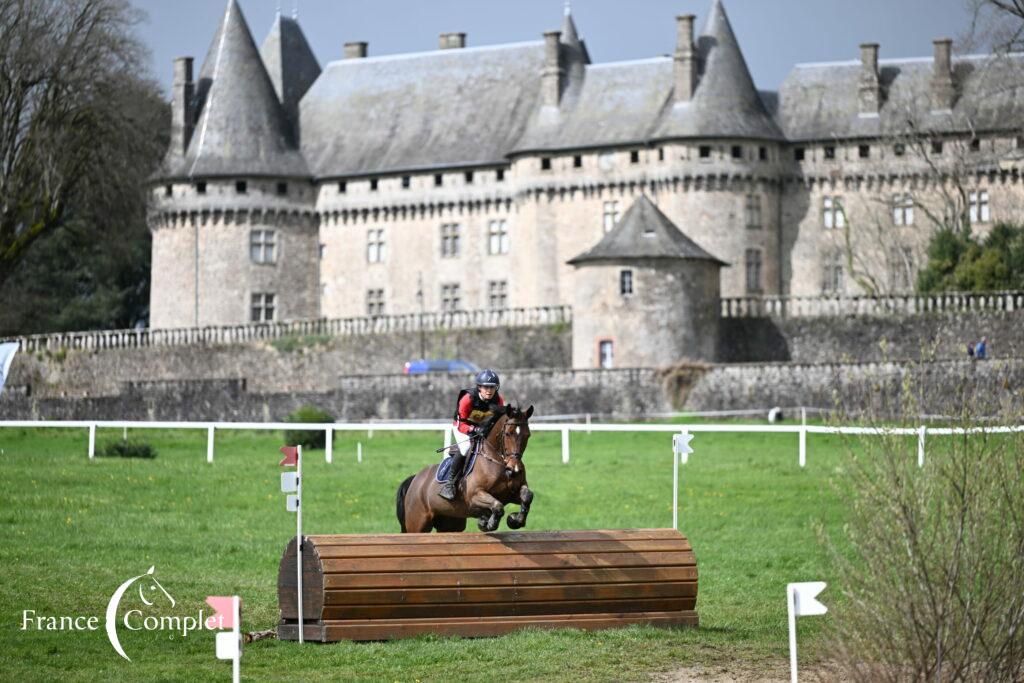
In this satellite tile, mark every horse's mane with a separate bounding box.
[478,405,509,438]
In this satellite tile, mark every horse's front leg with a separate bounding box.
[506,484,533,529]
[468,490,504,532]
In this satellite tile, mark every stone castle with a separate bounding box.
[149,0,1024,367]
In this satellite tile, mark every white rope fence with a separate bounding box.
[2,418,1022,469]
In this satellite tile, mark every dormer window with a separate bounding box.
[235,180,247,194]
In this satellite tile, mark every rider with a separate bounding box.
[439,369,505,501]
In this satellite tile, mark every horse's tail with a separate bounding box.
[396,475,415,533]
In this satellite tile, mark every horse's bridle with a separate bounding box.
[477,417,526,471]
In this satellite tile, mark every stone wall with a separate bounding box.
[5,325,571,399]
[719,310,1024,363]
[4,359,1020,422]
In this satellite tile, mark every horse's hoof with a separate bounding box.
[477,517,489,532]
[506,514,524,529]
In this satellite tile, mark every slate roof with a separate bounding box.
[260,13,322,140]
[776,53,1024,141]
[568,195,726,266]
[163,0,308,179]
[300,42,546,177]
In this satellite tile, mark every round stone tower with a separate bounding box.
[148,0,320,329]
[568,195,724,368]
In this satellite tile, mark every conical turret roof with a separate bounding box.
[260,13,321,141]
[168,0,308,179]
[654,0,781,140]
[560,6,590,72]
[568,195,726,265]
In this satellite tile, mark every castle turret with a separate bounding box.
[149,0,318,329]
[568,196,724,368]
[260,12,322,141]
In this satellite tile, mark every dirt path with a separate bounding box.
[653,661,841,682]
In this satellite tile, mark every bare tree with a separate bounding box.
[965,0,1024,53]
[0,0,164,288]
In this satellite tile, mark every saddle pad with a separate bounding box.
[435,447,478,483]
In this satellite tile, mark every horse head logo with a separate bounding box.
[105,566,175,661]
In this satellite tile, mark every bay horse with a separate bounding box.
[396,404,534,533]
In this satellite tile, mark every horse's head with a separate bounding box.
[494,404,533,475]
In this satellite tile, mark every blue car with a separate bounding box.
[403,359,480,375]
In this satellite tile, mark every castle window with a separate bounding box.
[794,147,805,161]
[968,190,990,223]
[319,244,325,260]
[822,250,844,294]
[888,246,914,291]
[235,180,247,194]
[338,181,347,193]
[1017,136,1024,149]
[619,269,633,296]
[250,293,275,322]
[658,147,665,161]
[496,169,505,182]
[487,280,508,310]
[858,144,870,159]
[164,184,173,197]
[366,289,385,316]
[822,196,845,230]
[366,228,385,263]
[745,249,763,294]
[541,157,552,171]
[892,194,914,226]
[731,145,742,159]
[464,171,474,184]
[402,176,411,189]
[602,200,621,233]
[487,219,509,255]
[630,150,640,164]
[893,143,905,157]
[699,145,711,159]
[249,230,276,264]
[745,194,762,229]
[970,137,981,151]
[434,173,443,187]
[440,283,461,311]
[440,223,461,257]
[759,146,767,161]
[369,178,378,192]
[598,340,614,369]
[573,155,582,168]
[931,140,943,155]
[276,182,288,196]
[195,181,207,194]
[824,145,836,160]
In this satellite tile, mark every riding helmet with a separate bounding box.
[475,369,500,388]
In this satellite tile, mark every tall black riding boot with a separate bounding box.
[439,450,466,501]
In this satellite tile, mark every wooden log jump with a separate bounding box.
[277,528,698,641]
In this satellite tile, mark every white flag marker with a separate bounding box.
[672,430,694,530]
[787,581,828,683]
[281,472,297,493]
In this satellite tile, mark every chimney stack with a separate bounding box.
[344,42,368,59]
[931,38,955,111]
[674,14,696,103]
[542,30,564,108]
[439,32,466,49]
[858,43,880,115]
[171,57,194,155]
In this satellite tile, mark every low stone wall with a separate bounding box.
[719,310,1024,364]
[3,360,1020,422]
[5,325,571,399]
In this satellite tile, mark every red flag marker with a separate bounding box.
[279,445,298,466]
[205,596,236,629]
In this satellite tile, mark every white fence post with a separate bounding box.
[799,427,807,468]
[207,425,215,464]
[357,442,362,464]
[325,428,333,464]
[672,448,679,531]
[918,425,926,468]
[88,424,96,459]
[561,428,570,465]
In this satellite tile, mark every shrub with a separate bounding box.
[283,405,335,449]
[823,371,1024,681]
[99,440,157,459]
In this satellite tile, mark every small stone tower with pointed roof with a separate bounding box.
[149,0,320,328]
[568,196,724,368]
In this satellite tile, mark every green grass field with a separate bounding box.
[0,423,855,681]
